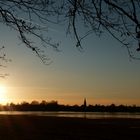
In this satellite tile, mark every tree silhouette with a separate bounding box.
[0,0,59,64]
[0,46,10,77]
[62,0,140,58]
[0,0,140,65]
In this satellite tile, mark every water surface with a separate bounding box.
[0,111,140,119]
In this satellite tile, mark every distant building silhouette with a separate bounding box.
[84,98,87,108]
[83,98,87,112]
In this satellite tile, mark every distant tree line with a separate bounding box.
[0,100,140,112]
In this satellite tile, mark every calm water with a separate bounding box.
[0,111,140,119]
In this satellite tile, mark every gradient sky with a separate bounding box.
[0,19,140,106]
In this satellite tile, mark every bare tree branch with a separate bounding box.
[0,0,140,68]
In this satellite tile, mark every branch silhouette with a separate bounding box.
[0,0,140,65]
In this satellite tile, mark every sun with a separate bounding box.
[0,85,7,104]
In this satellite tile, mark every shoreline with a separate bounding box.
[0,115,140,140]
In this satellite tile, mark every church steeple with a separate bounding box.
[83,98,87,112]
[84,98,87,107]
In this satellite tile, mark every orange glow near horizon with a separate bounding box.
[0,86,139,106]
[0,82,139,106]
[0,85,8,105]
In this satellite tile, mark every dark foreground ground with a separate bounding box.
[0,115,140,140]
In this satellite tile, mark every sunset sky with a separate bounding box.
[0,20,140,106]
